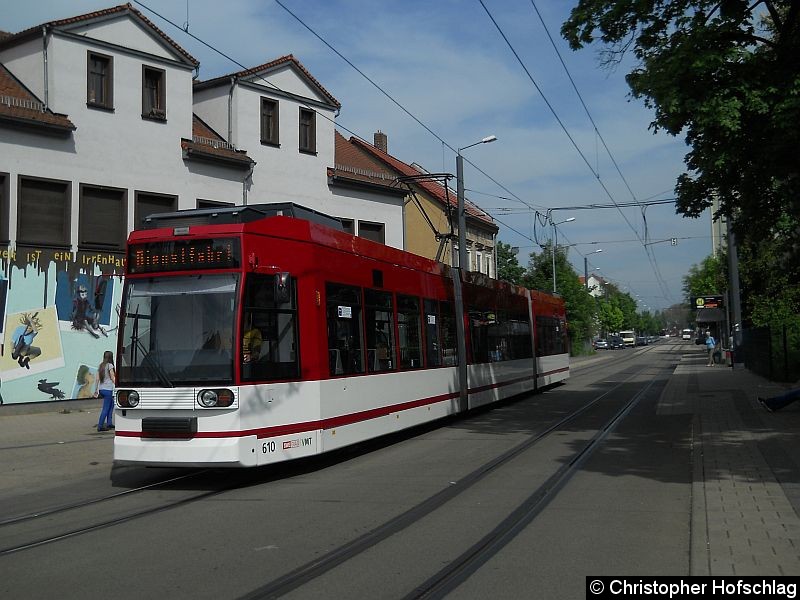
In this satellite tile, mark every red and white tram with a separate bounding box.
[113,204,569,467]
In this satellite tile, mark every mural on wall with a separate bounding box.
[0,276,7,404]
[2,307,64,380]
[56,272,115,338]
[0,249,124,405]
[72,364,99,399]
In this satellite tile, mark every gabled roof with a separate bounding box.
[350,136,496,230]
[329,130,405,192]
[0,3,199,67]
[0,63,75,134]
[181,114,254,170]
[194,54,340,109]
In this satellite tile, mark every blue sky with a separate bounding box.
[5,0,713,312]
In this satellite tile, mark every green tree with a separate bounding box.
[562,0,800,323]
[596,299,624,335]
[682,254,727,302]
[523,244,597,353]
[496,241,525,285]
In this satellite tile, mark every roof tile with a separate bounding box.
[350,136,496,228]
[0,64,75,131]
[1,3,198,66]
[195,54,340,108]
[181,114,253,167]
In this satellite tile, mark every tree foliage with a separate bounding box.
[562,1,800,275]
[682,253,728,302]
[496,241,525,285]
[523,244,597,352]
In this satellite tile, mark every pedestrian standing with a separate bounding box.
[96,350,116,431]
[705,332,717,366]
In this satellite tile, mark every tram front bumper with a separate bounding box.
[113,433,259,468]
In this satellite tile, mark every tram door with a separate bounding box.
[326,284,364,376]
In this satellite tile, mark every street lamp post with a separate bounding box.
[456,135,496,271]
[551,217,575,293]
[584,249,603,291]
[454,135,496,411]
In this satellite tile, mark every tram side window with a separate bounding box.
[424,299,441,367]
[440,301,458,366]
[505,301,533,360]
[469,306,532,363]
[469,308,492,363]
[488,311,512,362]
[365,289,396,372]
[241,274,299,381]
[397,295,422,369]
[326,283,364,376]
[508,315,533,360]
[536,316,567,356]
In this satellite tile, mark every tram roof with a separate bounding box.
[140,202,344,231]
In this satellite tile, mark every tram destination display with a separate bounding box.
[128,237,241,273]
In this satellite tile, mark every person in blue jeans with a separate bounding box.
[705,332,717,366]
[759,387,800,412]
[96,350,116,431]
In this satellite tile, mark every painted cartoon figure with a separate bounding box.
[71,285,106,338]
[38,379,65,400]
[11,312,42,369]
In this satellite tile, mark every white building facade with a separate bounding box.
[0,5,403,404]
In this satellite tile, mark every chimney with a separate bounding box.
[374,130,388,153]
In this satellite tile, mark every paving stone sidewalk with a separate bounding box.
[659,347,800,576]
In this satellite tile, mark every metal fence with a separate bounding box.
[741,321,800,382]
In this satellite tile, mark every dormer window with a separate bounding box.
[142,66,166,120]
[87,51,113,109]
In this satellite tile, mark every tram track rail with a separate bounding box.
[0,470,209,527]
[1,344,686,591]
[237,349,680,599]
[0,468,249,556]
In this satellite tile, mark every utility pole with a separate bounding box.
[727,219,743,366]
[455,135,496,411]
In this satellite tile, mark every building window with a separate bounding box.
[142,66,166,119]
[358,221,385,244]
[134,191,177,228]
[79,184,126,251]
[17,176,71,247]
[260,98,279,145]
[299,108,316,154]
[87,51,113,109]
[0,173,8,243]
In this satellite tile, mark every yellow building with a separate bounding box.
[336,132,498,276]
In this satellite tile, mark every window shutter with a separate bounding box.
[79,186,126,250]
[18,178,70,246]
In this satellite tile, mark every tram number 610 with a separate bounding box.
[262,441,276,453]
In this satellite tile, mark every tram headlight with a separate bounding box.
[118,390,139,408]
[197,389,234,409]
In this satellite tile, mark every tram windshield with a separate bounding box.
[118,273,238,386]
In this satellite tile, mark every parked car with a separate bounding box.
[636,336,648,346]
[608,336,625,349]
[594,339,609,350]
